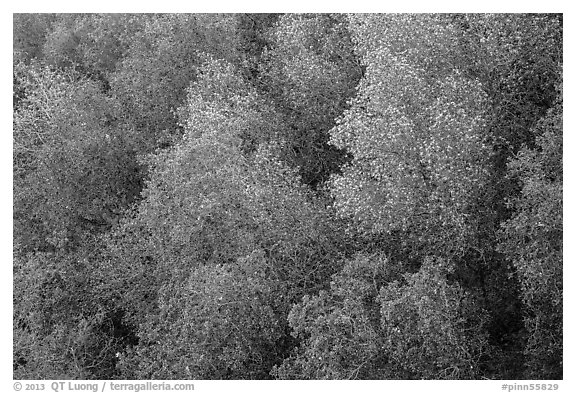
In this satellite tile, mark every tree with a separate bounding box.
[110,14,240,153]
[13,13,562,380]
[449,14,563,377]
[274,254,490,379]
[329,14,490,258]
[73,14,149,81]
[259,14,362,187]
[376,257,491,379]
[13,61,142,253]
[13,14,57,62]
[117,252,284,379]
[233,13,280,81]
[456,14,561,156]
[41,14,86,70]
[13,246,134,379]
[499,81,563,379]
[103,59,344,377]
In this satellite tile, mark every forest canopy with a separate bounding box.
[13,13,562,380]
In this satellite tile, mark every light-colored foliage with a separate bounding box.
[260,14,361,186]
[329,14,490,256]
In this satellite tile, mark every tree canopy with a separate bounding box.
[13,13,562,380]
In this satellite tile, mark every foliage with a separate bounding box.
[15,14,149,86]
[110,58,342,305]
[41,14,86,70]
[259,14,362,187]
[13,13,562,380]
[117,252,284,379]
[458,14,562,153]
[13,14,57,62]
[13,247,132,379]
[274,254,490,379]
[101,59,272,326]
[103,59,344,377]
[13,61,142,253]
[329,14,490,258]
[110,14,240,153]
[377,257,491,379]
[450,14,563,377]
[234,13,280,80]
[499,85,563,379]
[449,14,562,233]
